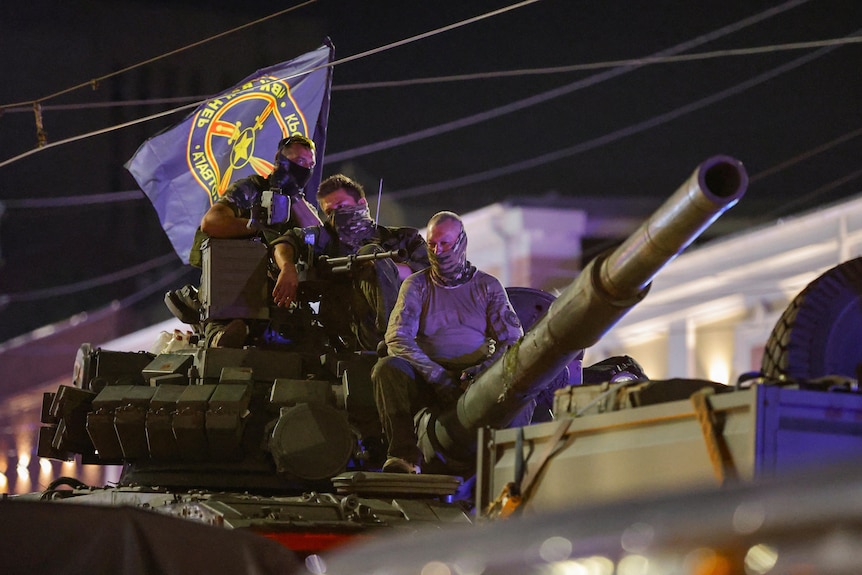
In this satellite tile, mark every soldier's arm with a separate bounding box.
[385,276,453,386]
[271,242,299,307]
[484,275,524,363]
[289,194,323,227]
[200,202,256,238]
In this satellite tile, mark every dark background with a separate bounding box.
[1,0,861,343]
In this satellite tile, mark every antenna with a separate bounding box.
[375,178,383,224]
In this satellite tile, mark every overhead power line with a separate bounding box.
[3,96,205,114]
[0,253,179,304]
[1,0,852,310]
[3,190,143,209]
[386,31,858,200]
[0,1,318,110]
[7,125,859,306]
[2,0,820,169]
[750,126,862,184]
[761,168,862,221]
[325,0,815,163]
[2,0,846,211]
[330,36,862,90]
[0,264,190,352]
[0,0,542,169]
[0,103,202,168]
[5,35,860,116]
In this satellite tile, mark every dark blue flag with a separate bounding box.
[126,42,334,264]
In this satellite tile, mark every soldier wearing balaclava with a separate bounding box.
[427,214,473,287]
[269,174,430,352]
[371,211,524,474]
[176,134,322,349]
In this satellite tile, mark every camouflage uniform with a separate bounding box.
[200,174,315,347]
[277,223,429,352]
[372,268,524,466]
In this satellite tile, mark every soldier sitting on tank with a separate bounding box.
[372,211,524,474]
[269,174,430,352]
[165,134,322,348]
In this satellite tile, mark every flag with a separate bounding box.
[126,41,335,264]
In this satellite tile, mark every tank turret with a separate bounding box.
[418,155,748,466]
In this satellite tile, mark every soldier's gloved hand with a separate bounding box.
[429,368,462,404]
[268,171,296,197]
[459,365,483,390]
[432,379,463,405]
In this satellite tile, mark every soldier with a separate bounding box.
[166,134,322,348]
[270,174,429,352]
[200,133,321,237]
[372,211,524,473]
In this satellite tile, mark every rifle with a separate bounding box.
[293,248,407,303]
[247,191,291,231]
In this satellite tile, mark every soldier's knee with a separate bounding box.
[372,355,398,382]
[372,355,413,385]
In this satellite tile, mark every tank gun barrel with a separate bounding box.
[421,155,749,463]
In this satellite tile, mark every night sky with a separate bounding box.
[1,0,861,341]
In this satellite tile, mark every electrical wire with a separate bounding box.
[0,0,542,169]
[331,36,862,90]
[0,1,318,110]
[5,35,860,116]
[325,0,817,163]
[386,29,859,200]
[1,253,179,303]
[3,190,143,209]
[761,168,862,221]
[0,1,548,314]
[5,124,858,307]
[0,264,191,351]
[750,126,862,184]
[0,103,200,168]
[6,0,796,168]
[3,3,855,214]
[2,96,203,114]
[0,0,816,169]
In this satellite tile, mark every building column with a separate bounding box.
[666,318,695,379]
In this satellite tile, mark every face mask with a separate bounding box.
[329,203,375,248]
[429,229,472,286]
[269,158,312,196]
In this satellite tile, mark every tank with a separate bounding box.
[24,155,747,557]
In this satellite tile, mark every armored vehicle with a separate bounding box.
[21,156,748,559]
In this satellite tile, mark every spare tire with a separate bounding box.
[761,257,862,381]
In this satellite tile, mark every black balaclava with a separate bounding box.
[330,202,376,250]
[429,228,474,287]
[269,153,312,196]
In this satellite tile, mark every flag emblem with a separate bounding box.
[187,77,310,204]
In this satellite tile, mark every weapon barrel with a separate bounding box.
[425,155,749,461]
[322,248,407,274]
